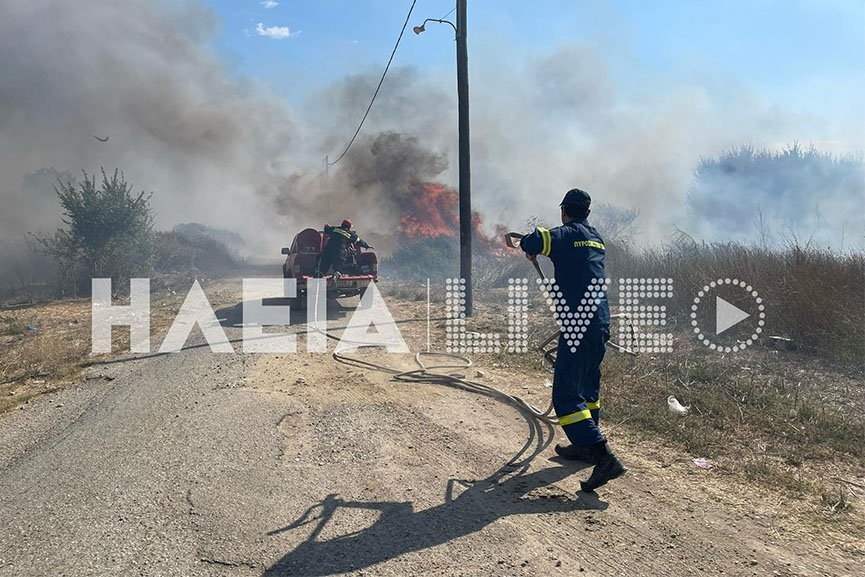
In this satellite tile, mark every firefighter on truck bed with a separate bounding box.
[519,188,627,493]
[315,218,373,278]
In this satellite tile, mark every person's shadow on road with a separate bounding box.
[262,413,606,577]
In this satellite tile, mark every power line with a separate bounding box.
[327,0,417,167]
[440,5,456,20]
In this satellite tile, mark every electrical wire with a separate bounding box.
[327,0,417,167]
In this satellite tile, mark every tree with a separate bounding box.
[39,169,154,295]
[687,144,865,246]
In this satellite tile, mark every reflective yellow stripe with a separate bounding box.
[587,400,601,410]
[538,227,552,257]
[332,228,352,239]
[573,240,605,250]
[557,409,592,426]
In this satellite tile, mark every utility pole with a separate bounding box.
[412,4,472,315]
[456,0,472,316]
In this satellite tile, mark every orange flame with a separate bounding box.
[398,180,508,256]
[398,181,459,237]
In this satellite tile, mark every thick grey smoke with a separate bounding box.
[465,43,864,246]
[1,0,861,257]
[300,42,863,248]
[0,0,301,247]
[270,131,451,253]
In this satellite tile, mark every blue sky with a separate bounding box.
[207,0,865,140]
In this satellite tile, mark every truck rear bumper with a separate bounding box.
[298,275,376,298]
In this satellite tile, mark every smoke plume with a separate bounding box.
[0,0,299,246]
[1,0,861,256]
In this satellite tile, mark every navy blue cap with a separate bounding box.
[560,188,591,208]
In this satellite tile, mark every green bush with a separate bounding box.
[38,169,154,295]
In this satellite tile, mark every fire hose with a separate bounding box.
[305,268,557,423]
[504,232,546,279]
[333,349,559,425]
[304,231,635,428]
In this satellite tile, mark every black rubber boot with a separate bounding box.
[579,440,627,492]
[554,443,597,464]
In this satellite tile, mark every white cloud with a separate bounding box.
[256,22,295,40]
[260,1,279,8]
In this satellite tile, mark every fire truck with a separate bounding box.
[280,228,378,302]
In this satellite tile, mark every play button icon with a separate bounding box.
[715,296,750,335]
[692,278,765,353]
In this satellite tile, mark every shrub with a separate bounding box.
[687,144,864,246]
[38,169,154,295]
[152,229,239,277]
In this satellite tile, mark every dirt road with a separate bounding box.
[0,282,860,576]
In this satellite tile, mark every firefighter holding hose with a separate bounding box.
[518,188,626,492]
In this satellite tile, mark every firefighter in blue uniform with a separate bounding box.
[519,188,626,492]
[316,219,372,277]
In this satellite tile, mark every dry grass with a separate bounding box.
[0,277,240,414]
[376,278,864,525]
[601,339,864,458]
[598,332,864,520]
[385,238,865,366]
[606,240,865,366]
[1,301,92,379]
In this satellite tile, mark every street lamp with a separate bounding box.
[412,19,457,36]
[413,0,473,317]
